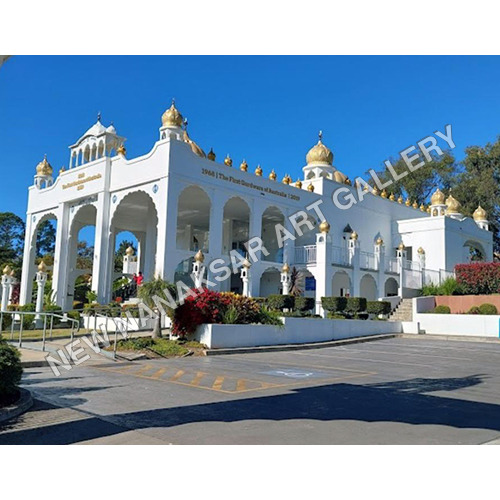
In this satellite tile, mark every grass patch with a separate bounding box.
[111,337,206,358]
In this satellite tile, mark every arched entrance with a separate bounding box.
[223,197,250,256]
[360,273,377,300]
[259,268,281,297]
[261,206,285,263]
[332,270,351,297]
[384,277,399,296]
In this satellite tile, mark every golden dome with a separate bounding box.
[473,205,487,221]
[194,250,205,263]
[281,263,290,273]
[420,204,425,212]
[431,188,445,205]
[59,166,66,174]
[224,155,233,167]
[363,184,369,192]
[38,260,47,272]
[412,201,418,209]
[398,242,405,250]
[405,198,411,206]
[183,130,206,158]
[282,174,292,185]
[240,160,248,172]
[36,155,53,176]
[125,246,134,256]
[242,258,252,269]
[269,169,277,181]
[307,183,314,192]
[306,131,333,166]
[445,193,461,214]
[162,99,183,127]
[344,177,352,186]
[381,189,388,199]
[2,265,11,275]
[375,237,384,246]
[417,247,425,255]
[207,148,216,161]
[389,193,395,201]
[333,170,347,184]
[350,231,358,240]
[295,179,303,189]
[397,195,403,204]
[426,206,431,213]
[319,220,331,233]
[255,165,263,176]
[372,186,379,196]
[117,144,126,156]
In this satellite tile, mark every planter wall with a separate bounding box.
[435,295,500,314]
[194,318,403,349]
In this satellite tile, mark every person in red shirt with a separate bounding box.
[136,271,144,286]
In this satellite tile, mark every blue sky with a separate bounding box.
[1,55,500,222]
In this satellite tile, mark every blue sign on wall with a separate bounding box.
[305,277,316,291]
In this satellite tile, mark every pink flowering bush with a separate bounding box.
[455,263,500,295]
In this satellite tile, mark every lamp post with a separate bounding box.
[1,265,12,313]
[192,250,206,289]
[240,258,252,297]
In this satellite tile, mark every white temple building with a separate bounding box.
[19,101,493,312]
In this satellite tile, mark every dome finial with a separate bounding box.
[97,111,101,122]
[318,130,323,142]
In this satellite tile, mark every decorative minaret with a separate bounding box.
[1,265,12,312]
[240,258,252,297]
[35,261,47,327]
[281,263,291,295]
[417,247,426,269]
[302,131,336,181]
[192,250,206,289]
[396,242,407,297]
[445,193,462,220]
[429,188,446,217]
[123,246,138,275]
[473,205,489,230]
[349,231,360,296]
[159,99,185,142]
[34,155,54,189]
[375,237,385,296]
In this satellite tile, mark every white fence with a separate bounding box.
[332,246,351,266]
[360,251,377,270]
[294,245,317,264]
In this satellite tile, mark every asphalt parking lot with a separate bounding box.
[2,336,500,444]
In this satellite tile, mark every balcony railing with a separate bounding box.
[360,251,377,270]
[385,257,399,274]
[294,245,317,264]
[332,246,351,266]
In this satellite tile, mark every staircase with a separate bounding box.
[389,298,413,322]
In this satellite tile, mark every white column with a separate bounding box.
[52,204,70,308]
[349,235,360,297]
[375,241,385,299]
[92,192,112,304]
[314,230,332,316]
[1,270,11,312]
[192,252,206,289]
[208,194,225,259]
[35,266,47,325]
[19,215,36,306]
[281,265,291,295]
[397,245,407,297]
[248,203,264,261]
[241,259,251,297]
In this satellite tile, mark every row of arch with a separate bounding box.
[70,141,120,168]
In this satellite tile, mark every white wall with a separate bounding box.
[412,313,500,338]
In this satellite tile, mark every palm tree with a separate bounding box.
[137,277,177,339]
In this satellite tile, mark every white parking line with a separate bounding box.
[335,347,471,361]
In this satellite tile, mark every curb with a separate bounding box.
[205,333,400,356]
[401,333,500,343]
[21,360,50,368]
[0,388,33,424]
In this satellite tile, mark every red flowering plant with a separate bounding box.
[455,262,500,295]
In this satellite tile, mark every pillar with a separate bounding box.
[241,259,251,297]
[92,192,112,304]
[35,263,47,326]
[281,263,291,295]
[375,239,385,299]
[1,267,12,312]
[349,233,360,297]
[314,226,332,316]
[192,251,206,289]
[397,243,407,297]
[19,215,36,306]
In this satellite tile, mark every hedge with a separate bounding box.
[478,303,498,315]
[266,294,295,311]
[367,301,391,316]
[0,341,23,399]
[345,297,367,314]
[433,305,450,314]
[294,297,315,312]
[455,262,500,295]
[321,296,347,313]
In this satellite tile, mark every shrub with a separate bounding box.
[266,294,295,311]
[327,312,346,319]
[43,304,62,314]
[19,303,35,312]
[421,283,440,296]
[439,277,462,296]
[67,310,81,322]
[455,262,500,295]
[321,296,347,313]
[252,297,267,305]
[73,301,84,310]
[294,296,315,312]
[345,297,367,314]
[0,341,23,400]
[432,305,450,314]
[478,303,498,315]
[367,301,391,316]
[19,304,35,329]
[468,306,481,315]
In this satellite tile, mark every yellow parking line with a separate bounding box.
[133,364,154,376]
[236,379,246,391]
[170,370,185,381]
[150,368,167,379]
[190,372,206,386]
[212,376,225,390]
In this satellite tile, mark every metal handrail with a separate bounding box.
[0,310,79,351]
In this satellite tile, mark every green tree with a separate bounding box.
[35,219,56,257]
[137,277,177,339]
[76,241,94,270]
[0,212,25,267]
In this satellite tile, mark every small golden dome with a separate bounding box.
[381,189,388,198]
[431,188,445,205]
[162,99,183,127]
[417,247,425,255]
[426,206,431,213]
[3,265,11,275]
[372,186,379,196]
[473,205,487,221]
[282,174,292,185]
[319,220,331,233]
[59,166,66,174]
[281,263,290,274]
[295,179,303,189]
[269,169,277,181]
[36,155,53,176]
[207,148,216,161]
[350,231,358,241]
[194,250,205,263]
[307,183,314,192]
[183,130,206,158]
[398,195,403,204]
[38,260,47,272]
[420,204,425,212]
[255,165,263,176]
[10,269,15,277]
[445,193,461,214]
[117,144,126,156]
[240,160,248,172]
[306,131,333,166]
[242,258,252,269]
[412,201,418,209]
[375,237,384,246]
[224,154,233,167]
[344,177,352,186]
[363,184,369,192]
[405,198,411,206]
[398,242,405,250]
[389,193,395,201]
[333,170,347,184]
[125,246,134,256]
